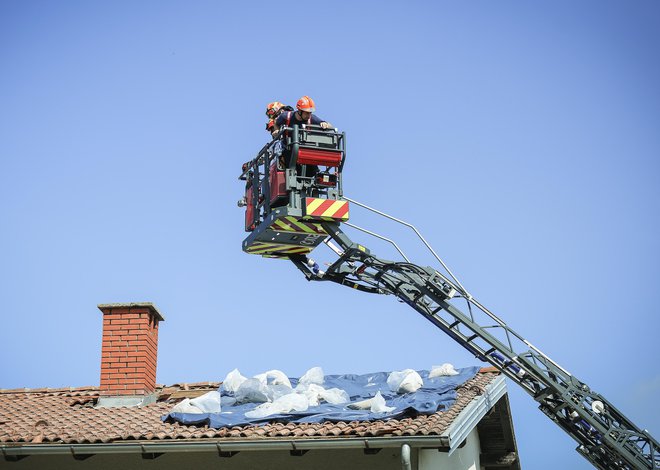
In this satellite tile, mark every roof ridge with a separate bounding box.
[0,372,498,396]
[0,386,100,395]
[0,382,222,396]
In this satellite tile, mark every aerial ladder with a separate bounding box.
[238,125,659,470]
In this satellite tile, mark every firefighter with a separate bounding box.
[273,96,333,134]
[265,101,293,137]
[273,96,333,176]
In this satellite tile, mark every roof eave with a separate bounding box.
[1,435,451,458]
[441,374,507,455]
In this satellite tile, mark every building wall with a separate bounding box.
[418,428,481,470]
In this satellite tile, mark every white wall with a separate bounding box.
[418,428,481,470]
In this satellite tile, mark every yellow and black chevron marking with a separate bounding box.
[245,241,314,256]
[303,198,350,221]
[269,216,327,235]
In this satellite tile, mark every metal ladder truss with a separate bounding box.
[289,218,658,470]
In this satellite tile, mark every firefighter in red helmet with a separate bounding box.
[273,96,333,134]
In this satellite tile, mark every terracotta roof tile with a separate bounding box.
[0,371,499,446]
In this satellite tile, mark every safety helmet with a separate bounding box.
[266,101,285,118]
[296,96,316,113]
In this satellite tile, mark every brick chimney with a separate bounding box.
[98,303,165,399]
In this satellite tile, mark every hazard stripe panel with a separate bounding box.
[245,241,314,256]
[269,216,327,235]
[304,198,349,221]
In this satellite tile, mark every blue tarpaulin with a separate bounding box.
[164,366,480,428]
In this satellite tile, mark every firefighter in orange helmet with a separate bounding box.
[265,101,293,137]
[273,96,333,134]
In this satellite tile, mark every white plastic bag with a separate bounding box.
[370,391,395,413]
[245,392,309,419]
[278,393,308,412]
[347,392,395,412]
[297,383,325,406]
[266,384,294,401]
[429,363,459,378]
[299,366,324,385]
[222,368,248,393]
[189,391,221,413]
[387,369,423,394]
[320,387,349,404]
[221,395,237,407]
[235,378,270,404]
[244,402,277,419]
[347,397,373,410]
[170,398,203,414]
[253,370,292,388]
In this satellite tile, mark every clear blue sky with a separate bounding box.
[1,1,658,468]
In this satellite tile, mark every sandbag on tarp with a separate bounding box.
[164,366,480,428]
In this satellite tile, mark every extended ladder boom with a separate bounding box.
[290,222,658,470]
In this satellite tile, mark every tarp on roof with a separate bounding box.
[164,366,480,428]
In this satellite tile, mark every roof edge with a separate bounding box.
[442,374,507,455]
[0,436,451,457]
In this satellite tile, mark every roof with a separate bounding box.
[0,369,500,446]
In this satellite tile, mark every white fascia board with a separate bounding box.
[441,375,507,456]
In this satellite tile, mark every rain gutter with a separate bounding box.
[1,436,449,458]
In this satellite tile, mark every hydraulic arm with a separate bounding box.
[290,221,659,470]
[239,127,657,469]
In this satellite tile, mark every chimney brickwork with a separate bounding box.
[98,303,165,396]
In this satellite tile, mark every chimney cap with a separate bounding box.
[97,302,165,322]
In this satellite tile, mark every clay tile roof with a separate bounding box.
[0,370,499,445]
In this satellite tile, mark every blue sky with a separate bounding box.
[1,1,658,468]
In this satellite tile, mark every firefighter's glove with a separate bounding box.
[320,122,333,130]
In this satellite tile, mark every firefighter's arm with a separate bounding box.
[272,115,284,135]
